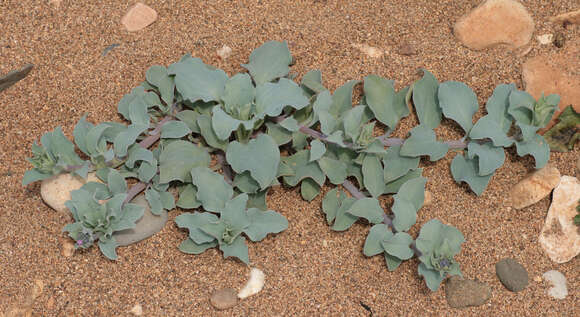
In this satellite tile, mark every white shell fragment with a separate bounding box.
[542,270,568,299]
[238,267,265,299]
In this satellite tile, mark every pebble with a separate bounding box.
[130,303,143,316]
[445,276,491,308]
[522,41,580,132]
[538,176,580,263]
[0,64,34,92]
[495,258,529,292]
[40,172,101,214]
[536,34,553,45]
[453,0,534,50]
[61,238,75,257]
[238,267,265,299]
[542,270,568,299]
[423,190,433,206]
[550,9,580,26]
[398,41,417,56]
[351,43,384,58]
[508,164,560,210]
[210,288,238,310]
[217,45,233,60]
[113,194,168,247]
[121,3,158,32]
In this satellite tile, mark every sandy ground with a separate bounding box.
[1,0,578,316]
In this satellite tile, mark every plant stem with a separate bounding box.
[139,116,172,149]
[123,181,147,204]
[341,179,365,199]
[216,151,234,185]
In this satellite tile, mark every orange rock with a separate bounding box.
[522,42,580,133]
[509,164,560,210]
[539,176,580,263]
[121,3,158,32]
[453,0,534,50]
[550,9,580,26]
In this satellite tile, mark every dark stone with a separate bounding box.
[445,276,491,308]
[496,258,529,292]
[0,64,33,92]
[210,288,238,310]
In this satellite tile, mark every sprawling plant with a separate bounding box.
[23,41,558,291]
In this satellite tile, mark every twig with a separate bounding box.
[341,179,365,199]
[123,181,147,204]
[139,116,172,149]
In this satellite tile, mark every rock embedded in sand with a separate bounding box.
[445,276,491,308]
[210,288,238,310]
[550,9,580,26]
[508,164,560,210]
[536,34,553,45]
[351,43,384,58]
[130,303,143,316]
[453,0,534,50]
[495,258,529,292]
[538,175,580,263]
[40,172,101,214]
[121,3,158,32]
[522,41,580,132]
[113,194,168,246]
[542,270,568,299]
[217,45,233,60]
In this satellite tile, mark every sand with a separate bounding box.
[0,0,578,315]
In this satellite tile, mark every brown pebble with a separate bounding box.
[46,297,55,310]
[61,239,75,257]
[130,303,143,316]
[121,3,158,32]
[553,32,565,48]
[210,288,238,310]
[423,190,433,206]
[398,42,417,56]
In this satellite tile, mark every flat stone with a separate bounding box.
[210,288,238,310]
[453,0,534,50]
[522,41,580,132]
[509,164,561,209]
[538,176,580,263]
[550,9,580,26]
[423,190,433,206]
[351,43,384,58]
[495,258,529,292]
[121,3,157,32]
[445,276,491,308]
[542,270,568,299]
[536,34,553,45]
[130,303,143,316]
[40,173,102,214]
[113,194,168,246]
[0,64,33,92]
[398,41,417,56]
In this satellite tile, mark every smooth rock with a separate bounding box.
[509,164,560,209]
[0,64,33,92]
[238,267,265,299]
[113,194,168,246]
[121,3,157,32]
[351,43,384,58]
[61,238,75,257]
[130,303,143,316]
[445,276,491,308]
[542,270,568,299]
[536,34,553,45]
[217,45,232,60]
[40,173,101,214]
[210,288,238,310]
[522,41,580,132]
[495,258,529,292]
[453,0,534,50]
[550,9,580,26]
[538,175,580,263]
[424,190,433,206]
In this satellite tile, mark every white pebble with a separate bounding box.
[238,267,265,299]
[217,45,232,60]
[542,270,568,299]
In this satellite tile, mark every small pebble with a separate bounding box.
[130,303,143,316]
[121,2,158,32]
[351,43,384,58]
[496,258,529,292]
[423,190,433,206]
[210,288,238,310]
[61,239,75,257]
[398,41,417,56]
[536,34,553,45]
[542,270,568,299]
[217,45,233,60]
[238,268,265,299]
[445,276,491,308]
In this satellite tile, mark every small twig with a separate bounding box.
[139,116,172,149]
[216,151,234,185]
[341,179,366,199]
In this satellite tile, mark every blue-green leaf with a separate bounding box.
[450,154,492,196]
[113,124,148,158]
[145,188,164,215]
[190,166,234,213]
[158,140,210,184]
[508,90,535,125]
[176,184,201,209]
[138,160,157,183]
[175,110,201,134]
[98,238,119,260]
[382,145,420,183]
[362,155,385,197]
[226,134,280,190]
[391,177,426,232]
[107,169,127,195]
[221,73,255,111]
[211,106,253,141]
[330,80,360,117]
[469,84,515,147]
[381,232,414,260]
[254,78,309,118]
[161,121,191,139]
[345,197,384,224]
[233,171,260,194]
[322,188,346,225]
[244,208,288,242]
[363,224,392,256]
[467,141,505,176]
[400,125,448,161]
[220,194,251,230]
[412,69,441,129]
[331,197,358,231]
[196,114,228,151]
[309,139,326,162]
[178,238,217,255]
[174,212,219,244]
[419,262,445,291]
[364,75,407,130]
[301,69,326,94]
[281,150,326,187]
[342,105,368,142]
[73,114,93,156]
[125,145,154,169]
[168,56,228,103]
[300,178,321,201]
[438,81,478,134]
[384,168,423,194]
[219,235,249,264]
[241,41,292,85]
[145,65,175,106]
[515,134,550,169]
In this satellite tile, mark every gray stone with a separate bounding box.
[0,64,33,92]
[445,276,491,308]
[210,288,238,310]
[495,258,529,292]
[113,194,168,246]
